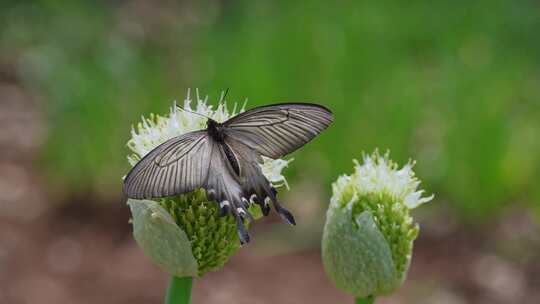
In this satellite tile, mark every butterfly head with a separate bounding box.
[207,118,225,142]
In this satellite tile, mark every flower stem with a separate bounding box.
[165,276,193,304]
[355,296,375,304]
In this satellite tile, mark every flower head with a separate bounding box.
[322,150,433,298]
[126,90,291,276]
[127,90,241,166]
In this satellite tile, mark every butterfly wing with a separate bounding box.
[223,103,333,159]
[123,130,213,199]
[225,136,296,225]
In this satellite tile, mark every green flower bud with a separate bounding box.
[125,90,290,277]
[322,151,433,298]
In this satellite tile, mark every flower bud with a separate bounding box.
[322,151,433,298]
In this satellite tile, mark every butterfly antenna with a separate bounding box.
[176,103,211,119]
[219,88,230,105]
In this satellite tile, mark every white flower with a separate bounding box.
[126,89,291,189]
[332,151,433,210]
[260,156,292,190]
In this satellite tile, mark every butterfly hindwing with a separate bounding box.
[205,141,254,243]
[225,136,297,225]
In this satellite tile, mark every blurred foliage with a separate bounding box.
[1,0,539,219]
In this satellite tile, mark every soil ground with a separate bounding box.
[1,200,539,304]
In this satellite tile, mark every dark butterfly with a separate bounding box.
[123,103,333,244]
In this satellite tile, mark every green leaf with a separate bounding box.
[128,199,198,277]
[322,207,399,298]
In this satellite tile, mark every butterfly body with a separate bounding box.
[124,103,333,244]
[206,118,226,142]
[206,119,241,175]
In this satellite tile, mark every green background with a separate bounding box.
[2,0,539,220]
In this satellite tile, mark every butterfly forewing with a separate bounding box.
[223,103,333,159]
[123,131,213,199]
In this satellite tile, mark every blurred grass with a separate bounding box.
[1,0,539,219]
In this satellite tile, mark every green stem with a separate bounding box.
[165,276,193,304]
[355,295,375,304]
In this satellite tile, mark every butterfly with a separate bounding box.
[123,103,333,244]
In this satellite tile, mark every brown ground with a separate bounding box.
[1,199,539,304]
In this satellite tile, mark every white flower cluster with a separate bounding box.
[126,89,291,189]
[332,151,433,210]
